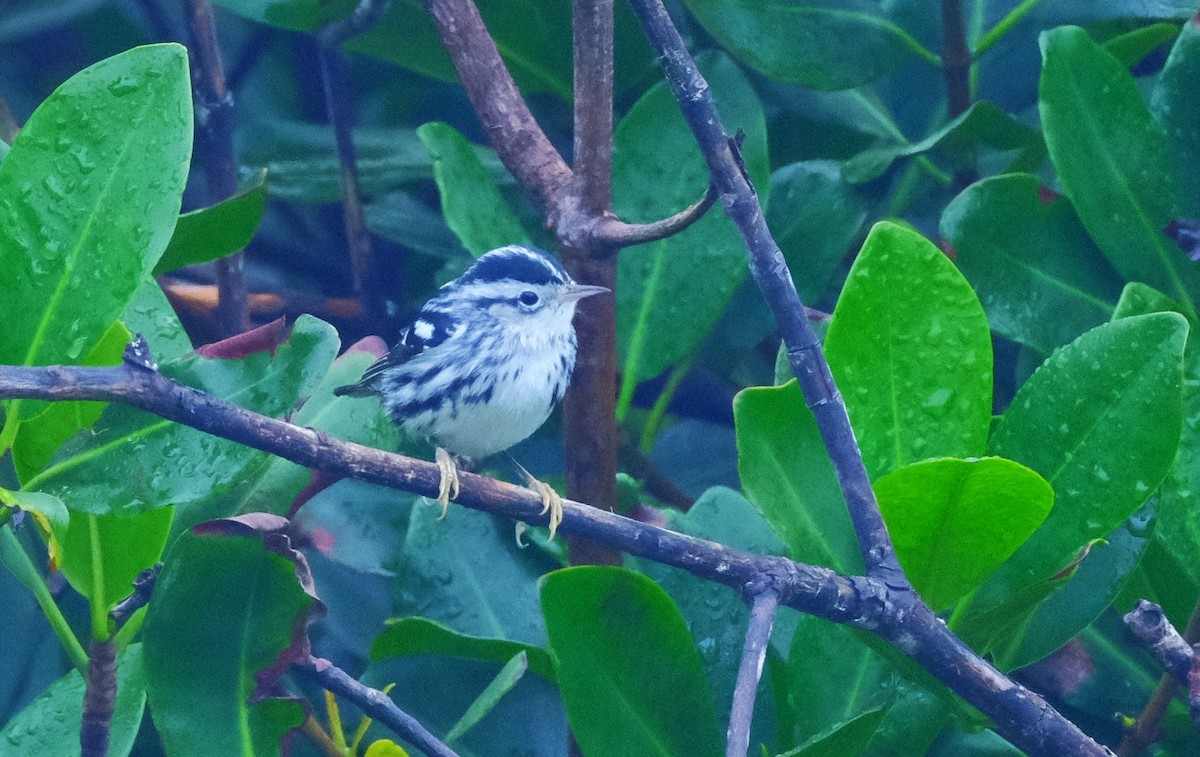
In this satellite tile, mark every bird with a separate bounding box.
[334,244,608,539]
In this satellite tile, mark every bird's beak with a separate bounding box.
[559,284,610,302]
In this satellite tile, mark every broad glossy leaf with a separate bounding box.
[371,616,555,681]
[633,487,788,738]
[876,457,1053,611]
[953,313,1187,664]
[143,518,318,757]
[614,52,768,415]
[417,122,528,255]
[1153,17,1200,217]
[11,320,129,483]
[825,221,993,480]
[1006,500,1155,669]
[845,102,1042,183]
[541,566,723,757]
[0,44,192,425]
[1039,26,1200,319]
[767,161,868,302]
[122,276,192,361]
[734,382,858,571]
[941,174,1124,355]
[0,643,146,757]
[154,169,267,275]
[394,505,552,645]
[24,316,338,516]
[683,0,934,90]
[781,703,890,757]
[182,343,401,532]
[788,616,888,741]
[55,507,173,613]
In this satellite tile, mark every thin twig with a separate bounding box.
[940,0,976,189]
[592,184,718,248]
[727,589,779,757]
[0,359,1115,756]
[108,564,162,630]
[624,0,904,586]
[1118,598,1200,755]
[184,0,249,337]
[316,0,388,313]
[294,656,460,757]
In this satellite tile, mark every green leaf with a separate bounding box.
[541,566,723,757]
[632,488,788,737]
[1103,22,1180,68]
[394,505,552,645]
[1039,26,1199,320]
[1007,500,1156,669]
[417,122,528,255]
[876,457,1054,611]
[953,313,1188,666]
[176,343,400,532]
[825,221,993,480]
[154,169,268,275]
[444,651,528,742]
[615,51,768,417]
[767,161,868,302]
[845,102,1043,184]
[0,643,147,757]
[1153,18,1200,217]
[11,319,130,483]
[143,518,317,757]
[734,382,859,571]
[215,0,653,99]
[0,44,192,427]
[940,173,1125,355]
[55,506,173,614]
[781,703,890,757]
[24,316,339,516]
[787,615,888,740]
[371,616,555,681]
[682,0,938,90]
[121,276,193,362]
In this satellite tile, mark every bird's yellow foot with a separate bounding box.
[528,477,563,541]
[434,447,460,519]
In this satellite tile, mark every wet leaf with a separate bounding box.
[154,169,268,275]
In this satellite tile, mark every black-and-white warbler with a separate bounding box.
[334,244,608,537]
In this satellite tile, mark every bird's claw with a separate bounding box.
[530,479,563,541]
[435,447,460,519]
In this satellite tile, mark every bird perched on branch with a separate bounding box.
[334,244,608,538]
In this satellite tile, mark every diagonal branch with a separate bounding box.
[422,0,573,216]
[624,0,902,585]
[294,656,460,757]
[0,358,1114,756]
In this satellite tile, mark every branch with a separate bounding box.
[315,1,387,314]
[294,656,460,757]
[185,0,249,337]
[1119,599,1200,755]
[421,0,573,216]
[0,359,1113,756]
[624,0,903,585]
[726,588,779,757]
[591,184,718,248]
[109,564,162,630]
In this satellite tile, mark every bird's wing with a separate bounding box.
[346,306,460,391]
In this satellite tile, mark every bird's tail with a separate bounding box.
[332,382,373,398]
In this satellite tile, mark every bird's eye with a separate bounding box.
[518,290,540,307]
